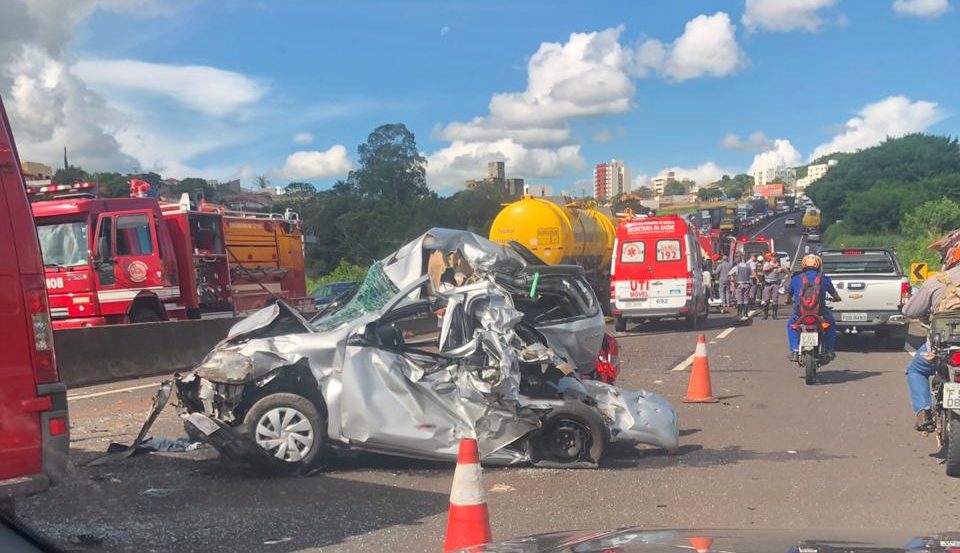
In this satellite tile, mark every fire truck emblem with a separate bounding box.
[127,260,148,283]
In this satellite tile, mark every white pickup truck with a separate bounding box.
[821,248,911,349]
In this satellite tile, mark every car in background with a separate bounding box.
[310,280,359,311]
[807,231,821,242]
[784,217,796,227]
[0,96,69,513]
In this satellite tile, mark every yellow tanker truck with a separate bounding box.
[488,195,617,303]
[802,207,822,232]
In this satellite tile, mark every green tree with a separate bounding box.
[91,172,130,198]
[634,186,654,199]
[663,182,685,196]
[349,123,429,204]
[52,165,89,185]
[901,198,960,241]
[172,177,219,202]
[284,181,317,197]
[697,187,723,201]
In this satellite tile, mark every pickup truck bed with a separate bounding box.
[821,249,909,349]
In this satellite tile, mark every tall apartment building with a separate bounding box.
[465,161,524,195]
[593,159,630,200]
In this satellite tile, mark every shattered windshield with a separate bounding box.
[312,261,399,331]
[37,220,89,268]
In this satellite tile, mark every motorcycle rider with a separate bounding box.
[728,254,756,319]
[901,229,960,432]
[784,254,841,362]
[761,253,787,320]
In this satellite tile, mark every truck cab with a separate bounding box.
[32,191,183,327]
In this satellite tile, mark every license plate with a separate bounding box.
[841,312,868,322]
[799,332,819,347]
[944,383,960,410]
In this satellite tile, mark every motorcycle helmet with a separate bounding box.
[930,228,960,271]
[801,254,821,270]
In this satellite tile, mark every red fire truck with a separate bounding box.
[29,182,310,328]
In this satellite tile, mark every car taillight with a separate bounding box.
[610,284,616,300]
[596,334,621,384]
[949,351,960,367]
[686,271,694,295]
[23,274,59,384]
[900,282,911,305]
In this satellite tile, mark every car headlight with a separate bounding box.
[195,349,255,384]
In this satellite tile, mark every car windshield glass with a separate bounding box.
[823,254,896,274]
[312,262,398,331]
[37,220,88,268]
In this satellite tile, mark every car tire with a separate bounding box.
[530,402,606,468]
[884,332,908,351]
[239,393,325,474]
[614,316,626,332]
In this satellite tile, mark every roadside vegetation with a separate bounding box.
[808,133,960,268]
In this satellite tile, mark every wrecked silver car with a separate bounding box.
[175,229,679,473]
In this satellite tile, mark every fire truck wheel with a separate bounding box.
[130,307,162,323]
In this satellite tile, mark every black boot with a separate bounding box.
[763,304,769,320]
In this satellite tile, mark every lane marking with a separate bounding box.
[68,382,161,401]
[672,325,737,371]
[751,215,783,239]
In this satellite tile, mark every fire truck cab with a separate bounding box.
[30,183,232,328]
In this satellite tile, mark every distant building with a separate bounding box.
[21,161,52,181]
[753,166,795,187]
[465,161,524,195]
[217,179,242,194]
[593,159,630,201]
[651,171,695,197]
[524,184,553,197]
[795,159,838,192]
[754,183,784,199]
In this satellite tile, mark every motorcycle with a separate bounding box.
[926,311,960,476]
[790,298,837,385]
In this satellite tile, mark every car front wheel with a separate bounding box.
[240,393,325,473]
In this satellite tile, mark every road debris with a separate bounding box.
[141,488,176,497]
[489,483,516,493]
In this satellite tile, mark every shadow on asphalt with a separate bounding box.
[617,315,740,337]
[601,444,851,469]
[20,449,450,552]
[813,370,882,385]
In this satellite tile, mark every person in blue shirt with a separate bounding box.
[783,254,841,362]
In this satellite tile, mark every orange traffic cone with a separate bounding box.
[443,438,492,552]
[683,333,718,403]
[689,536,714,553]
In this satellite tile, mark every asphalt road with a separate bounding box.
[17,214,957,552]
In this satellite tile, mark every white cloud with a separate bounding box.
[655,162,729,186]
[440,25,451,36]
[721,131,774,152]
[893,0,951,17]
[810,95,942,159]
[748,139,802,174]
[74,58,265,116]
[742,0,839,32]
[634,12,746,81]
[293,132,314,145]
[426,139,583,191]
[593,129,612,143]
[276,145,352,180]
[633,173,650,189]
[430,16,743,190]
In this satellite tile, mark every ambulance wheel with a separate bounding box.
[614,316,626,332]
[130,307,161,323]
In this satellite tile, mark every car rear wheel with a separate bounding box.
[240,393,325,473]
[531,402,606,468]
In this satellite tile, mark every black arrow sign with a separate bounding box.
[912,263,927,282]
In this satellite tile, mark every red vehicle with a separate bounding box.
[610,214,709,331]
[0,97,69,508]
[735,234,775,261]
[30,186,233,328]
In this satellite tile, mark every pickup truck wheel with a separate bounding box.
[240,393,325,473]
[885,335,907,350]
[947,411,960,477]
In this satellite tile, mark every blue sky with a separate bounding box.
[2,0,958,194]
